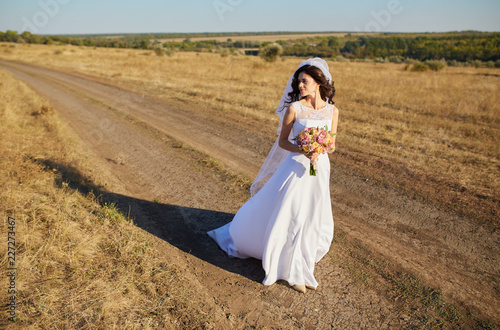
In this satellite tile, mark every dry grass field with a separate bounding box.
[0,42,498,328]
[1,43,497,224]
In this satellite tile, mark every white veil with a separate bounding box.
[250,58,332,197]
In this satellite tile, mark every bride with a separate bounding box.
[208,58,339,293]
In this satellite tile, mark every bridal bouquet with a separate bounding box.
[294,126,336,176]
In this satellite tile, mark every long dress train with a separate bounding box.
[208,101,335,288]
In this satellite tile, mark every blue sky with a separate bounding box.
[0,0,499,35]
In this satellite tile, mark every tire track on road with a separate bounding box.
[0,60,265,179]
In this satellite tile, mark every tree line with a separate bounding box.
[278,33,500,62]
[1,30,499,63]
[340,34,499,62]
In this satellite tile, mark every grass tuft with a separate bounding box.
[31,105,54,116]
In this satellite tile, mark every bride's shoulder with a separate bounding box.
[287,101,302,114]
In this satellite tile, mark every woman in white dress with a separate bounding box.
[208,58,339,293]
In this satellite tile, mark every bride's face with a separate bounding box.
[298,72,319,97]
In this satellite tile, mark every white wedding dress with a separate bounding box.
[208,101,336,288]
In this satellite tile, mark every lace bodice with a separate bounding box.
[292,101,335,137]
[250,100,337,196]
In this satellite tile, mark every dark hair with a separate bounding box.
[284,65,335,109]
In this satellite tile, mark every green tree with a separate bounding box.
[4,30,19,42]
[259,44,283,62]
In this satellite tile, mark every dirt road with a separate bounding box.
[1,60,497,328]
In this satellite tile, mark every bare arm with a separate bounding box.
[278,105,299,153]
[328,106,339,153]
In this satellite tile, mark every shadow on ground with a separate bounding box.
[35,157,265,283]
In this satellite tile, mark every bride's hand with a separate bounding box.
[303,151,319,164]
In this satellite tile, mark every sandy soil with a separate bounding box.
[1,60,497,328]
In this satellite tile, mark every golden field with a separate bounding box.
[156,32,356,43]
[1,42,497,223]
